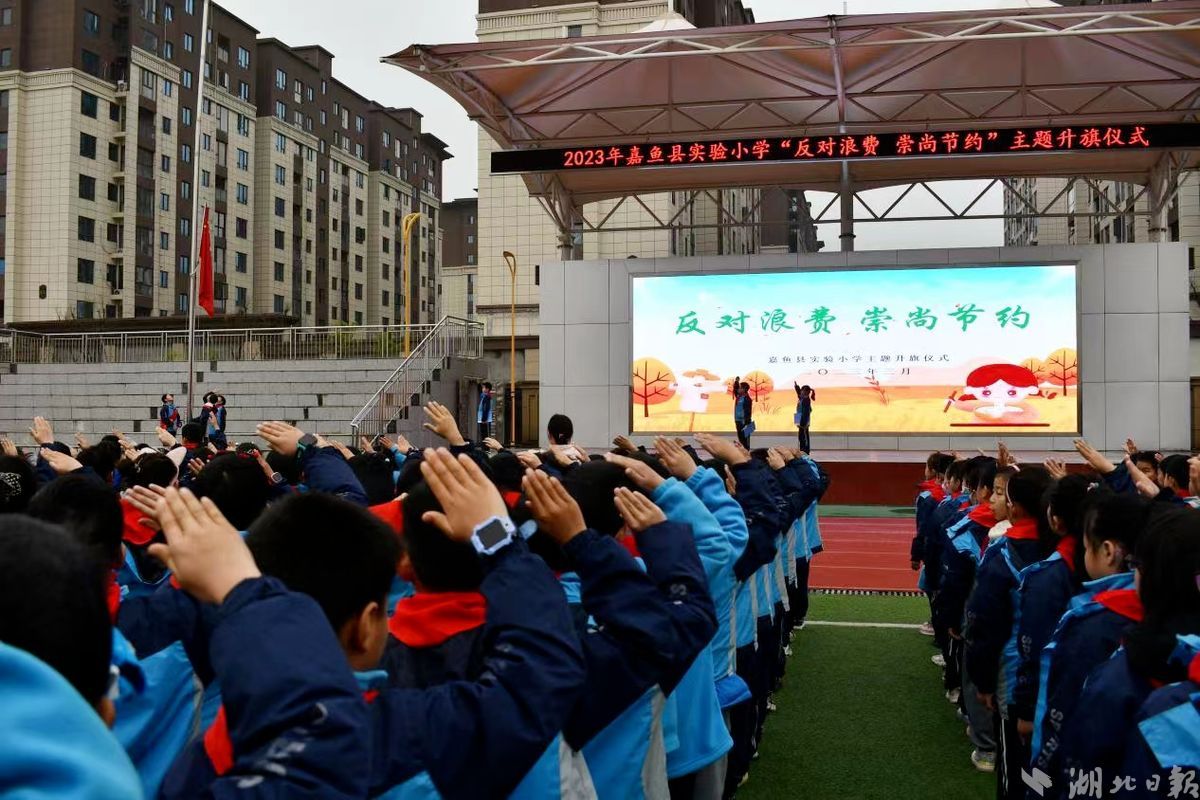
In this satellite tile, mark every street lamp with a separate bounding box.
[400,212,422,355]
[502,250,517,446]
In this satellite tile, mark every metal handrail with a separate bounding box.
[0,323,454,364]
[349,315,484,441]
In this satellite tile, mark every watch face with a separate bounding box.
[475,519,510,550]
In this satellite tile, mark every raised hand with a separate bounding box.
[482,437,504,452]
[766,447,787,471]
[256,421,306,457]
[0,437,16,457]
[156,427,177,448]
[147,488,260,605]
[548,444,583,468]
[1123,437,1138,457]
[654,435,696,481]
[421,401,466,447]
[611,434,636,454]
[1074,439,1115,475]
[1044,458,1068,481]
[418,448,508,542]
[327,438,354,460]
[1124,457,1159,499]
[613,486,667,533]
[392,434,412,452]
[603,452,665,491]
[40,447,82,475]
[516,450,542,470]
[359,435,376,453]
[998,441,1017,468]
[694,432,750,465]
[187,457,206,478]
[523,469,586,545]
[29,416,54,446]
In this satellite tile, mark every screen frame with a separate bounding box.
[626,260,1084,438]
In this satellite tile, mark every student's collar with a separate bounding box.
[1093,588,1143,623]
[389,590,487,647]
[1005,517,1040,540]
[967,504,998,529]
[353,669,389,694]
[1055,535,1077,571]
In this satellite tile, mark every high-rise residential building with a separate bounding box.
[438,197,477,320]
[759,189,822,254]
[474,0,759,387]
[0,0,450,326]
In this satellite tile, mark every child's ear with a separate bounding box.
[96,697,116,729]
[397,552,415,583]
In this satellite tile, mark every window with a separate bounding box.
[81,91,98,117]
[156,270,167,288]
[236,113,250,137]
[274,165,285,186]
[76,301,95,319]
[235,183,248,204]
[184,0,193,12]
[78,174,96,201]
[180,143,191,163]
[293,79,301,102]
[162,79,172,97]
[181,180,190,200]
[107,181,120,203]
[159,192,169,211]
[200,169,209,187]
[200,132,211,151]
[181,69,192,89]
[181,106,192,127]
[79,133,97,159]
[78,216,95,242]
[355,226,365,244]
[466,234,475,244]
[236,46,249,69]
[177,293,188,312]
[179,217,190,237]
[271,197,285,218]
[275,101,286,120]
[77,258,95,283]
[0,47,11,68]
[108,142,119,161]
[235,251,247,272]
[159,231,169,250]
[0,8,10,25]
[235,217,247,239]
[236,148,248,170]
[320,110,327,126]
[164,2,173,20]
[264,293,280,314]
[236,79,250,102]
[355,143,364,160]
[83,9,100,33]
[274,230,284,250]
[382,237,390,254]
[161,116,172,135]
[275,68,286,90]
[161,154,170,173]
[355,115,364,133]
[274,132,286,153]
[467,254,475,265]
[183,32,193,51]
[163,41,173,60]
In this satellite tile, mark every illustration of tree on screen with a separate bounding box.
[744,371,776,413]
[1044,348,1078,397]
[1021,357,1050,386]
[864,370,890,406]
[632,357,676,418]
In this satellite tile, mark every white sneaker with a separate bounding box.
[783,645,793,657]
[931,654,946,667]
[971,749,996,773]
[919,622,935,636]
[797,619,807,631]
[946,688,961,704]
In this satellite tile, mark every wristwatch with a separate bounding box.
[471,515,517,556]
[295,433,319,456]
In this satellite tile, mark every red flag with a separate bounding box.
[197,206,215,316]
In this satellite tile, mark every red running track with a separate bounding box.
[809,517,921,593]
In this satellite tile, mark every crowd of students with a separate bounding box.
[909,441,1200,799]
[0,398,829,799]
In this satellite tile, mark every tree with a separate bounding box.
[1044,348,1078,397]
[1021,357,1050,385]
[743,370,775,402]
[632,357,676,418]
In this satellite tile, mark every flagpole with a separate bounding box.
[185,0,212,420]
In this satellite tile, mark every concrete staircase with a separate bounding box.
[0,356,481,450]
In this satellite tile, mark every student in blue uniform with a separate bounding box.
[793,383,815,453]
[1053,506,1200,790]
[920,459,971,615]
[912,452,954,631]
[1028,492,1151,799]
[1120,634,1200,798]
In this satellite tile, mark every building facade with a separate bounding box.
[438,196,477,320]
[0,0,450,325]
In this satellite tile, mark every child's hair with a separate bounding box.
[483,381,492,391]
[119,451,178,489]
[926,451,946,471]
[180,422,204,444]
[247,493,399,630]
[349,452,397,506]
[1158,454,1189,491]
[161,393,172,403]
[548,414,574,445]
[0,516,112,705]
[1045,473,1095,582]
[487,451,525,495]
[1130,450,1159,470]
[1124,506,1200,682]
[400,481,483,591]
[216,395,226,405]
[1006,465,1054,550]
[739,382,750,394]
[945,459,968,486]
[963,456,997,493]
[994,465,1018,484]
[77,441,122,483]
[191,453,270,530]
[235,442,262,458]
[26,474,124,569]
[800,384,815,400]
[561,461,639,537]
[0,455,37,514]
[1081,490,1149,561]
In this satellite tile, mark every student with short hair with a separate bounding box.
[478,381,494,442]
[549,413,574,446]
[159,393,180,436]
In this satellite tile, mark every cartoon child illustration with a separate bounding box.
[673,369,725,430]
[947,363,1043,425]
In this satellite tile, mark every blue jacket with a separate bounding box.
[477,391,494,424]
[932,507,991,636]
[161,577,373,799]
[911,486,942,563]
[301,445,369,505]
[373,540,587,800]
[921,493,970,592]
[774,459,821,566]
[734,394,752,425]
[1029,572,1142,793]
[0,641,144,799]
[651,477,736,775]
[1013,541,1081,723]
[963,521,1043,699]
[1120,636,1200,799]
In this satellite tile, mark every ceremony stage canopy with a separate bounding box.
[385,0,1200,230]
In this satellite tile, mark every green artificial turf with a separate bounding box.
[806,593,930,625]
[739,620,994,800]
[820,504,915,518]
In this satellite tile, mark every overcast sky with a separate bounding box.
[219,0,1057,250]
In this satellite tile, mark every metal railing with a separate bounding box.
[0,323,457,365]
[350,316,484,441]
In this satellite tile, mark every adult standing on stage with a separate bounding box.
[794,382,815,453]
[733,376,753,448]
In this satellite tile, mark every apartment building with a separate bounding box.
[438,196,477,320]
[474,0,759,390]
[0,0,449,326]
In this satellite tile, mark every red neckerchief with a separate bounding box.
[388,590,487,648]
[619,534,641,560]
[918,480,946,503]
[502,491,523,511]
[106,571,121,621]
[968,504,998,530]
[205,690,381,776]
[1189,652,1200,685]
[1176,489,1192,500]
[1094,588,1144,623]
[369,500,403,535]
[1005,518,1040,541]
[1055,535,1078,572]
[120,498,158,547]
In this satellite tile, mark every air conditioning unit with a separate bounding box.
[117,79,128,91]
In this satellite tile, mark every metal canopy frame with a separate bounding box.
[386,2,1200,246]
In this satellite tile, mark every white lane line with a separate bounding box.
[805,620,924,629]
